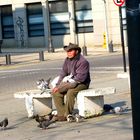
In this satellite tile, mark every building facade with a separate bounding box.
[0,0,123,52]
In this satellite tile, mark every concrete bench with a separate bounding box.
[14,89,52,118]
[14,87,116,118]
[77,87,116,118]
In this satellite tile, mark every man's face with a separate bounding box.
[67,49,78,58]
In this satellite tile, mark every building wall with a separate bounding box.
[92,0,121,46]
[0,0,122,52]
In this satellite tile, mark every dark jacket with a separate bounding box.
[57,53,91,87]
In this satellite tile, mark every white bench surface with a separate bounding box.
[14,87,116,99]
[78,87,116,96]
[14,89,52,98]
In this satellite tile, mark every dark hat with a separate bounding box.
[64,43,81,53]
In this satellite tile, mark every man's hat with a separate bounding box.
[63,43,81,53]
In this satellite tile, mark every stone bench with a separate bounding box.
[77,87,116,118]
[14,87,116,118]
[14,89,52,118]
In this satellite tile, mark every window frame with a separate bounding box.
[48,0,70,36]
[1,5,15,39]
[74,0,93,34]
[26,2,44,37]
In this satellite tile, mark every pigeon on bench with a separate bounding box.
[36,78,51,94]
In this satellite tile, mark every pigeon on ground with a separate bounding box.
[67,114,75,122]
[34,114,55,129]
[67,114,84,123]
[103,104,114,112]
[75,114,84,123]
[0,118,8,129]
[35,114,47,123]
[40,120,56,129]
[113,106,124,114]
[35,114,53,123]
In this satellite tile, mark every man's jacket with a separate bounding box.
[57,53,91,87]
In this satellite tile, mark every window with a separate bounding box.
[49,0,70,35]
[1,5,14,38]
[74,0,93,33]
[26,3,44,37]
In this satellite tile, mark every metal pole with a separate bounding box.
[126,0,140,139]
[46,0,54,53]
[119,7,127,72]
[103,0,109,52]
[69,0,77,44]
[39,51,44,61]
[6,54,11,65]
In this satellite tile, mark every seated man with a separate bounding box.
[52,43,91,121]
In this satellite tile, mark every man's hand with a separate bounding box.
[52,87,59,93]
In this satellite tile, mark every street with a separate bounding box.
[0,54,129,95]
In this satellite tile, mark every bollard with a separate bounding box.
[102,32,107,48]
[82,46,87,56]
[39,51,44,61]
[109,40,114,53]
[0,40,3,53]
[6,54,11,65]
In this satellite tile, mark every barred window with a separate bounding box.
[1,5,14,38]
[74,0,93,33]
[26,3,44,37]
[49,0,70,35]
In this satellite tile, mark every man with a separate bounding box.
[52,43,91,121]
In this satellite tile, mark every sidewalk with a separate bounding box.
[0,46,124,69]
[0,46,133,140]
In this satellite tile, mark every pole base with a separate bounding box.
[82,46,87,56]
[48,47,55,53]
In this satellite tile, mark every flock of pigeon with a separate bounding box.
[0,105,127,130]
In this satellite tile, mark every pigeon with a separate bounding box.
[113,106,124,114]
[36,78,51,93]
[35,114,54,123]
[0,118,8,129]
[67,114,75,122]
[67,114,84,123]
[34,114,55,129]
[103,104,114,112]
[40,120,55,129]
[35,114,47,123]
[75,114,84,123]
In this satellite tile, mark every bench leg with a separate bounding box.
[33,98,52,116]
[25,96,53,118]
[25,96,34,118]
[77,95,104,118]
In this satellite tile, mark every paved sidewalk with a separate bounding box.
[0,46,124,69]
[0,46,133,140]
